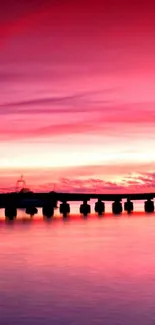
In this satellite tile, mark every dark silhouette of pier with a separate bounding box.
[1,191,155,219]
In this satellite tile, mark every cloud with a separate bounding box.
[1,167,155,193]
[28,177,126,193]
[1,95,155,126]
[0,108,154,142]
[50,173,155,193]
[0,119,101,141]
[32,175,155,193]
[125,172,155,188]
[52,171,155,193]
[0,88,112,107]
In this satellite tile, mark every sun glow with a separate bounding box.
[1,146,155,169]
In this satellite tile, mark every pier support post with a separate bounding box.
[42,205,54,218]
[95,199,105,216]
[124,198,134,214]
[80,200,91,217]
[5,206,17,220]
[25,206,38,217]
[60,201,70,218]
[144,199,154,213]
[112,200,122,215]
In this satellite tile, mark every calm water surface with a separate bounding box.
[1,205,155,325]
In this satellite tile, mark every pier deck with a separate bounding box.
[0,191,154,208]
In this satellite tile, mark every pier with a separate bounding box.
[1,191,155,219]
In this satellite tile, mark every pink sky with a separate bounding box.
[0,0,155,192]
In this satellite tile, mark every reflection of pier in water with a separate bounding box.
[1,191,155,220]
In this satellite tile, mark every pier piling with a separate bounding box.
[124,198,134,214]
[80,200,91,217]
[112,200,122,215]
[95,199,105,216]
[42,205,54,218]
[5,206,17,220]
[144,199,154,213]
[60,201,70,218]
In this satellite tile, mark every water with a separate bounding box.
[1,204,155,325]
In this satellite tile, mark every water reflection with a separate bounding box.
[1,212,155,324]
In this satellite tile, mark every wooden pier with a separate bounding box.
[1,191,155,219]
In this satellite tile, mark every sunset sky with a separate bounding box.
[1,0,155,192]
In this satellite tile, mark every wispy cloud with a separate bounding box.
[1,166,155,193]
[28,173,155,193]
